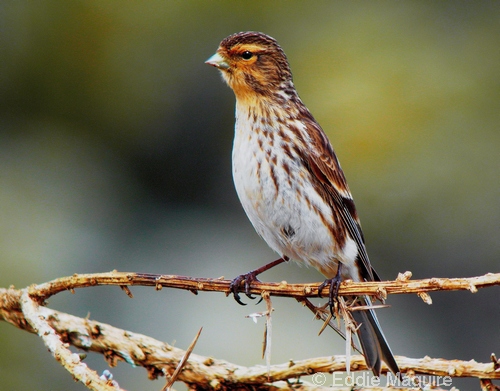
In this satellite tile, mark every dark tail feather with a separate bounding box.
[351,296,400,377]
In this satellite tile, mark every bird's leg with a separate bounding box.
[230,256,289,305]
[318,263,343,316]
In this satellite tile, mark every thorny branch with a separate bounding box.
[20,290,124,391]
[23,270,500,303]
[1,271,500,390]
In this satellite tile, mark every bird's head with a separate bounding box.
[206,32,293,101]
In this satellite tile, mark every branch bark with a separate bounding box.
[25,270,500,303]
[2,271,500,390]
[2,286,499,382]
[20,290,124,391]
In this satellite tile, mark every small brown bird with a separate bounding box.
[206,31,399,376]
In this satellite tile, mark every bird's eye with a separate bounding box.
[241,51,254,60]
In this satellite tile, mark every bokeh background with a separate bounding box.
[1,1,499,390]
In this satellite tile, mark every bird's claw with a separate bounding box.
[229,272,262,305]
[318,274,343,316]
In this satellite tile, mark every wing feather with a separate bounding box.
[301,117,379,282]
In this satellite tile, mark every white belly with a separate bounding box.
[232,107,359,279]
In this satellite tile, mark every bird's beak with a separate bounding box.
[205,52,229,70]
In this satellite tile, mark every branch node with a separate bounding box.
[119,285,133,298]
[417,291,433,305]
[376,286,387,301]
[100,370,121,389]
[396,271,412,282]
[203,357,215,366]
[278,280,288,288]
[209,379,222,390]
[491,353,500,371]
[429,277,443,287]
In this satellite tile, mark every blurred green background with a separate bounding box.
[1,1,499,390]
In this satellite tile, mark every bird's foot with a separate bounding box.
[229,271,262,305]
[318,265,343,316]
[229,257,288,305]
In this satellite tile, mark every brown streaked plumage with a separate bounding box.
[206,31,399,377]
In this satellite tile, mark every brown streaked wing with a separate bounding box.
[302,116,378,282]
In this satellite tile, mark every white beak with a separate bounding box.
[205,52,229,69]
